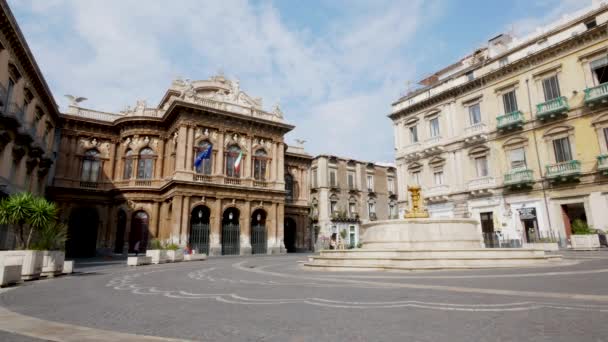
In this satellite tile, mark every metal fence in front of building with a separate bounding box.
[251,224,267,254]
[482,230,567,249]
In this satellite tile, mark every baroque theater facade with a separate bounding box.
[50,75,311,257]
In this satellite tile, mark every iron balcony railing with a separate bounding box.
[503,169,534,186]
[598,155,608,174]
[584,82,608,106]
[464,122,486,135]
[545,160,581,179]
[536,96,569,120]
[496,110,524,130]
[7,102,26,125]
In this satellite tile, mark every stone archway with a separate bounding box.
[66,207,99,258]
[284,217,297,253]
[129,211,149,253]
[221,207,240,255]
[113,210,126,254]
[251,209,267,254]
[190,205,210,255]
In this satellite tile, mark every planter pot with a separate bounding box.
[166,250,184,262]
[0,251,23,286]
[41,251,65,277]
[184,253,207,262]
[146,249,168,264]
[522,242,559,252]
[0,250,41,280]
[570,234,600,250]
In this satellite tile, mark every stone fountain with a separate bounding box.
[304,186,561,271]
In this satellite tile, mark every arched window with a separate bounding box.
[224,145,242,178]
[137,148,155,179]
[285,173,294,202]
[253,149,268,180]
[81,149,100,182]
[195,140,213,175]
[123,149,134,179]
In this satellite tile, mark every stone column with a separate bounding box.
[175,125,188,171]
[155,139,165,179]
[150,201,160,239]
[69,136,79,180]
[123,210,132,255]
[269,202,278,253]
[158,201,168,239]
[210,198,222,256]
[185,126,195,171]
[110,141,118,181]
[215,131,225,175]
[240,201,252,255]
[277,202,285,253]
[270,142,277,181]
[245,136,253,178]
[56,135,68,178]
[171,195,183,243]
[277,143,285,186]
[181,196,191,244]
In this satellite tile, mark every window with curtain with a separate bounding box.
[285,173,294,201]
[330,200,337,214]
[502,90,518,113]
[509,148,526,170]
[429,117,440,137]
[253,149,268,180]
[123,149,134,179]
[590,56,608,85]
[409,125,418,143]
[542,75,561,101]
[553,137,572,163]
[81,149,101,182]
[388,178,394,193]
[137,148,155,179]
[475,156,489,177]
[329,169,337,187]
[367,175,374,191]
[433,170,444,185]
[411,171,421,185]
[469,103,481,125]
[224,145,241,178]
[195,141,213,175]
[347,172,355,189]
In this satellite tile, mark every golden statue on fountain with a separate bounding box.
[404,185,429,218]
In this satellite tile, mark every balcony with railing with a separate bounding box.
[5,103,26,126]
[422,135,444,156]
[463,122,488,144]
[597,155,608,176]
[496,110,524,132]
[253,180,268,188]
[584,82,608,107]
[503,169,534,189]
[224,177,241,185]
[467,176,495,196]
[424,184,450,202]
[545,160,581,182]
[193,174,213,183]
[79,181,98,189]
[536,96,569,121]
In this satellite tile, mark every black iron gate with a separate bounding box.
[251,224,267,254]
[189,223,209,255]
[222,223,240,255]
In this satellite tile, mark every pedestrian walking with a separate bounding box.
[134,241,140,256]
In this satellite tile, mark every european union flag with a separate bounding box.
[194,144,212,168]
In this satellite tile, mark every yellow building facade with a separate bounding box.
[391,4,608,246]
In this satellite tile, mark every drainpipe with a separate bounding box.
[525,79,554,238]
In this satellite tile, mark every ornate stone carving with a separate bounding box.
[79,137,110,158]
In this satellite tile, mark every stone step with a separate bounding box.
[302,262,558,272]
[309,255,558,268]
[317,248,548,259]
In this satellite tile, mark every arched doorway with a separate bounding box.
[284,217,296,253]
[251,209,267,254]
[66,207,99,258]
[221,207,240,255]
[190,206,210,255]
[113,210,126,254]
[129,211,149,253]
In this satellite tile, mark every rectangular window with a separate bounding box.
[6,79,14,105]
[388,178,394,193]
[604,128,608,151]
[542,75,561,101]
[389,204,395,218]
[502,90,518,113]
[349,203,356,216]
[368,202,375,215]
[553,137,573,163]
[509,147,526,170]
[585,19,597,30]
[466,71,474,81]
[348,172,355,189]
[329,169,337,187]
[429,117,440,137]
[411,171,420,185]
[475,156,489,177]
[409,125,418,143]
[591,56,608,85]
[312,169,318,188]
[330,201,337,214]
[433,170,444,185]
[366,175,374,191]
[468,103,481,125]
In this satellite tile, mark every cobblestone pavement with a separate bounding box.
[1,251,608,341]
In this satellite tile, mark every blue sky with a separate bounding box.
[8,0,590,162]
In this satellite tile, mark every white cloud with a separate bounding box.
[8,0,434,161]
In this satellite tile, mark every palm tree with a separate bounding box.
[0,193,58,249]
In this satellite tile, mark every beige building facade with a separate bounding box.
[310,155,398,249]
[391,3,608,246]
[0,1,60,248]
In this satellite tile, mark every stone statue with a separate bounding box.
[272,102,283,118]
[405,185,429,218]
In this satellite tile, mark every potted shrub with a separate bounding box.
[570,220,600,250]
[165,243,183,262]
[146,239,168,264]
[32,223,68,277]
[0,193,58,280]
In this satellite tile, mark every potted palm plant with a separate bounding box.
[165,243,184,262]
[146,239,169,264]
[33,222,68,277]
[0,193,58,280]
[570,220,600,250]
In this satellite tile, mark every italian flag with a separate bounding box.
[234,151,243,174]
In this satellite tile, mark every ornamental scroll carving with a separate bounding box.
[79,137,111,158]
[121,135,159,152]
